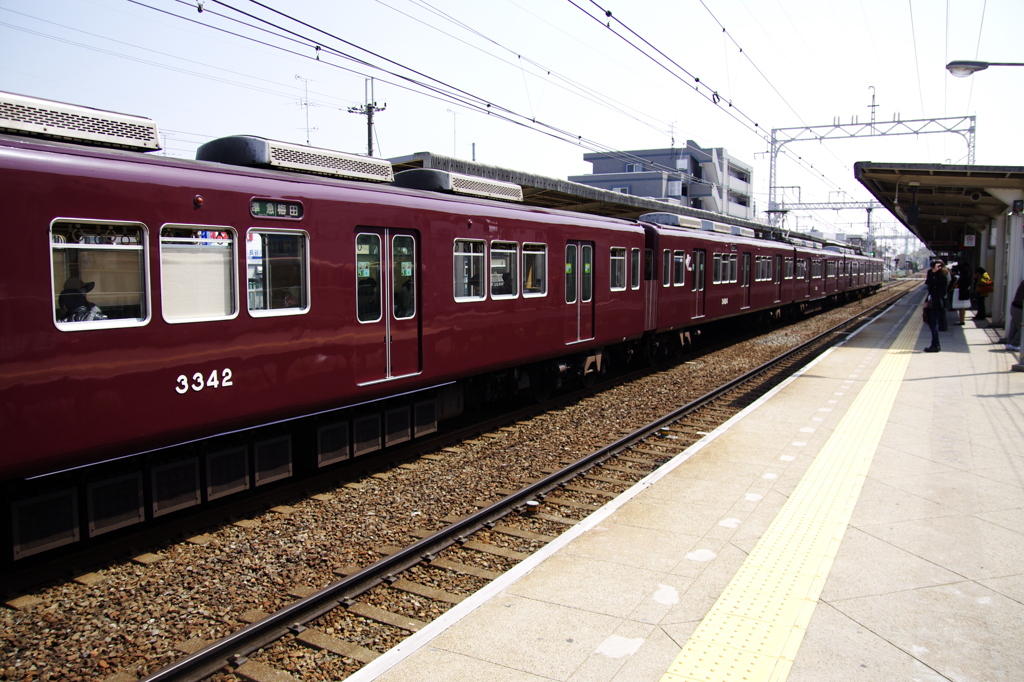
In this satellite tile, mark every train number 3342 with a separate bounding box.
[176,369,234,394]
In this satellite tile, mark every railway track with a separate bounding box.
[111,283,917,682]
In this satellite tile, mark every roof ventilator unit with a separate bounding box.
[0,91,160,151]
[393,168,524,202]
[196,135,394,183]
[731,226,755,237]
[637,212,702,230]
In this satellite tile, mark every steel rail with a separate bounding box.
[141,285,911,681]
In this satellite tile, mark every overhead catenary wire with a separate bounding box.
[379,0,675,140]
[125,0,713,186]
[8,0,854,217]
[204,0,732,189]
[565,0,851,196]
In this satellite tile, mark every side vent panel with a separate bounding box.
[393,168,524,202]
[197,135,393,182]
[0,91,160,151]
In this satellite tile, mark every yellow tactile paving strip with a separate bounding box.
[661,312,919,682]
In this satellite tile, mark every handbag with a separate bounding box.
[922,306,930,324]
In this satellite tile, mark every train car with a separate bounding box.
[638,213,795,352]
[0,93,652,562]
[0,91,882,564]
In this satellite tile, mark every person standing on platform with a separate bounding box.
[1004,279,1023,351]
[974,267,993,320]
[923,260,948,352]
[951,262,973,325]
[937,261,951,331]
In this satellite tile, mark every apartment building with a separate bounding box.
[568,142,755,220]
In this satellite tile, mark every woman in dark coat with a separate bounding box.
[923,260,948,352]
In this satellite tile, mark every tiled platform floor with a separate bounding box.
[349,292,1024,682]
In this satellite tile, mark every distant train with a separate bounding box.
[0,91,883,563]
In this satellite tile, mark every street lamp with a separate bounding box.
[946,60,1024,77]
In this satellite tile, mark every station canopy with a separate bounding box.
[855,161,1024,253]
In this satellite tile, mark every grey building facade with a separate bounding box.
[568,142,755,220]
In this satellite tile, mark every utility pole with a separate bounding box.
[295,74,317,145]
[348,78,385,156]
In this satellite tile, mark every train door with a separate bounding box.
[691,248,706,318]
[354,229,421,385]
[741,252,751,308]
[644,246,657,330]
[565,241,595,343]
[774,255,783,302]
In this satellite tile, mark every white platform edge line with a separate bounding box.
[347,296,912,682]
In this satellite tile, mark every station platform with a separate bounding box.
[349,291,1024,682]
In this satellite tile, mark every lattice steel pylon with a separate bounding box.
[768,115,976,226]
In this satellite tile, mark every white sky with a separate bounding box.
[2,0,1021,242]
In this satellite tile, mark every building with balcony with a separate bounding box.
[568,142,755,220]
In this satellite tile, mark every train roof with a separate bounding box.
[0,90,872,255]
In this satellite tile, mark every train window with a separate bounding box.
[673,251,686,286]
[826,261,837,278]
[51,220,150,330]
[523,243,547,296]
[796,259,807,279]
[662,249,671,287]
[247,230,309,316]
[811,260,823,279]
[581,244,593,302]
[491,241,518,298]
[565,244,578,303]
[160,225,237,323]
[713,253,738,284]
[356,234,382,322]
[454,239,486,301]
[784,257,794,280]
[393,235,416,319]
[754,255,773,282]
[630,248,641,289]
[610,247,626,291]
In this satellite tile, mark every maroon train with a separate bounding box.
[0,92,883,562]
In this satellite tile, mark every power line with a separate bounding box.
[565,0,851,197]
[378,0,673,139]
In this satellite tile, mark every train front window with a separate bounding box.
[160,225,237,323]
[51,220,149,330]
[247,230,309,316]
